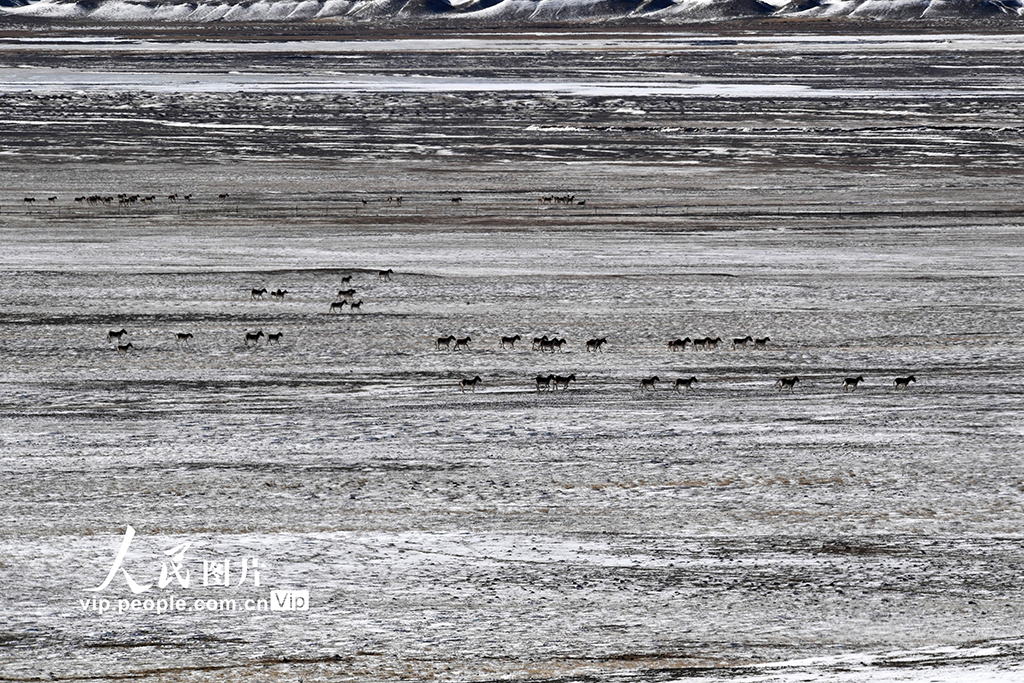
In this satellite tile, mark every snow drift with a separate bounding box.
[1,0,1020,21]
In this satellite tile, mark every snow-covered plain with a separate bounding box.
[1,27,1024,683]
[0,0,1021,22]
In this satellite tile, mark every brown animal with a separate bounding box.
[777,376,799,392]
[668,338,691,352]
[535,374,555,392]
[460,376,482,393]
[673,377,698,391]
[894,375,916,390]
[732,335,753,349]
[554,374,576,390]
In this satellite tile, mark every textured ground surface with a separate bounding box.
[1,26,1023,682]
[1,0,1022,24]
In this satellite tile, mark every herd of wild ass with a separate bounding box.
[103,269,918,396]
[17,191,598,212]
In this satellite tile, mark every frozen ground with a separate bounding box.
[0,0,1021,23]
[1,26,1024,683]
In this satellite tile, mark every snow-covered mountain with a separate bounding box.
[0,0,1020,22]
